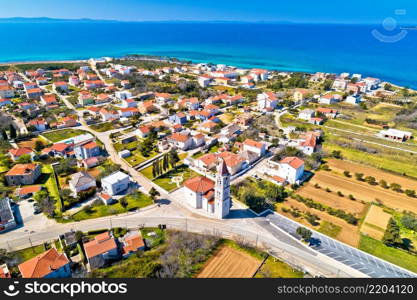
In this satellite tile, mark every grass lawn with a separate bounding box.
[90,122,116,132]
[256,256,304,278]
[14,244,48,261]
[152,165,198,192]
[71,191,153,221]
[41,164,63,214]
[318,221,342,238]
[41,129,87,143]
[124,150,158,167]
[359,235,417,273]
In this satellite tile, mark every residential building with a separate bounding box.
[101,171,131,196]
[9,147,34,161]
[18,249,71,278]
[242,139,266,157]
[5,163,41,186]
[74,141,101,160]
[83,232,119,270]
[121,232,145,257]
[69,171,96,196]
[298,109,315,121]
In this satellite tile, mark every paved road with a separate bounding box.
[264,211,416,278]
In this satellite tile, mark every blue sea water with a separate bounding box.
[1,22,416,88]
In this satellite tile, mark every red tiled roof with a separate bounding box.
[243,139,264,149]
[6,163,38,176]
[184,176,214,194]
[83,232,117,259]
[280,157,304,169]
[18,249,69,278]
[9,147,33,157]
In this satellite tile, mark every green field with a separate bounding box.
[359,235,417,273]
[71,191,152,221]
[323,142,417,179]
[318,221,342,238]
[13,244,49,262]
[41,129,87,143]
[124,150,158,167]
[90,122,115,132]
[41,164,63,214]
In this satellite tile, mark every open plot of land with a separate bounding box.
[197,246,261,278]
[310,171,417,214]
[277,198,360,247]
[41,129,87,143]
[360,205,391,240]
[297,184,366,215]
[17,137,43,149]
[327,159,417,191]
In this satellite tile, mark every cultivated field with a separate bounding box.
[327,159,417,191]
[309,171,417,214]
[297,184,367,215]
[278,198,361,247]
[360,205,391,241]
[197,246,262,278]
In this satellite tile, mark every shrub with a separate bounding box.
[314,183,320,189]
[348,194,355,201]
[405,189,416,198]
[354,173,364,181]
[296,227,312,241]
[379,179,389,189]
[325,188,331,193]
[343,171,351,177]
[337,191,344,197]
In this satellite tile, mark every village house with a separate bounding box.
[198,75,213,87]
[100,108,120,122]
[257,92,279,111]
[18,248,71,278]
[135,126,151,138]
[69,76,81,86]
[120,231,145,257]
[264,157,305,185]
[0,264,11,278]
[332,78,348,90]
[26,88,43,100]
[138,100,155,114]
[345,95,362,105]
[40,94,58,106]
[83,232,119,270]
[78,90,95,106]
[5,163,41,186]
[42,142,73,157]
[118,107,139,118]
[101,171,131,196]
[69,171,96,196]
[56,116,77,129]
[319,93,341,104]
[0,98,12,107]
[298,109,315,121]
[0,85,15,98]
[178,97,200,110]
[115,90,132,100]
[18,185,42,199]
[168,112,187,125]
[242,139,266,157]
[120,98,137,108]
[298,131,320,155]
[293,89,309,102]
[8,147,34,161]
[96,93,111,104]
[316,107,338,119]
[53,81,69,92]
[74,141,101,160]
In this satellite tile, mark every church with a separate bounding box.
[183,157,231,219]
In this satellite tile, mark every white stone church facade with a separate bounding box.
[183,158,231,219]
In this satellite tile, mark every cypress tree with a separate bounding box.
[1,129,7,140]
[9,124,16,139]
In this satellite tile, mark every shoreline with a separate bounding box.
[0,55,415,91]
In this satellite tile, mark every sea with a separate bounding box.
[1,22,417,88]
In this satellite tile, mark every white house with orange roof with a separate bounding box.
[257,92,279,111]
[264,156,304,185]
[9,147,34,161]
[242,139,266,157]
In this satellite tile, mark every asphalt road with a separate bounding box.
[265,211,416,278]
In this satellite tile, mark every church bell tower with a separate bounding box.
[214,157,231,219]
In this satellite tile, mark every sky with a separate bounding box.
[0,0,416,24]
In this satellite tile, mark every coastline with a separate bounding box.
[0,54,414,92]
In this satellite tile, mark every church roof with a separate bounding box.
[184,176,214,194]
